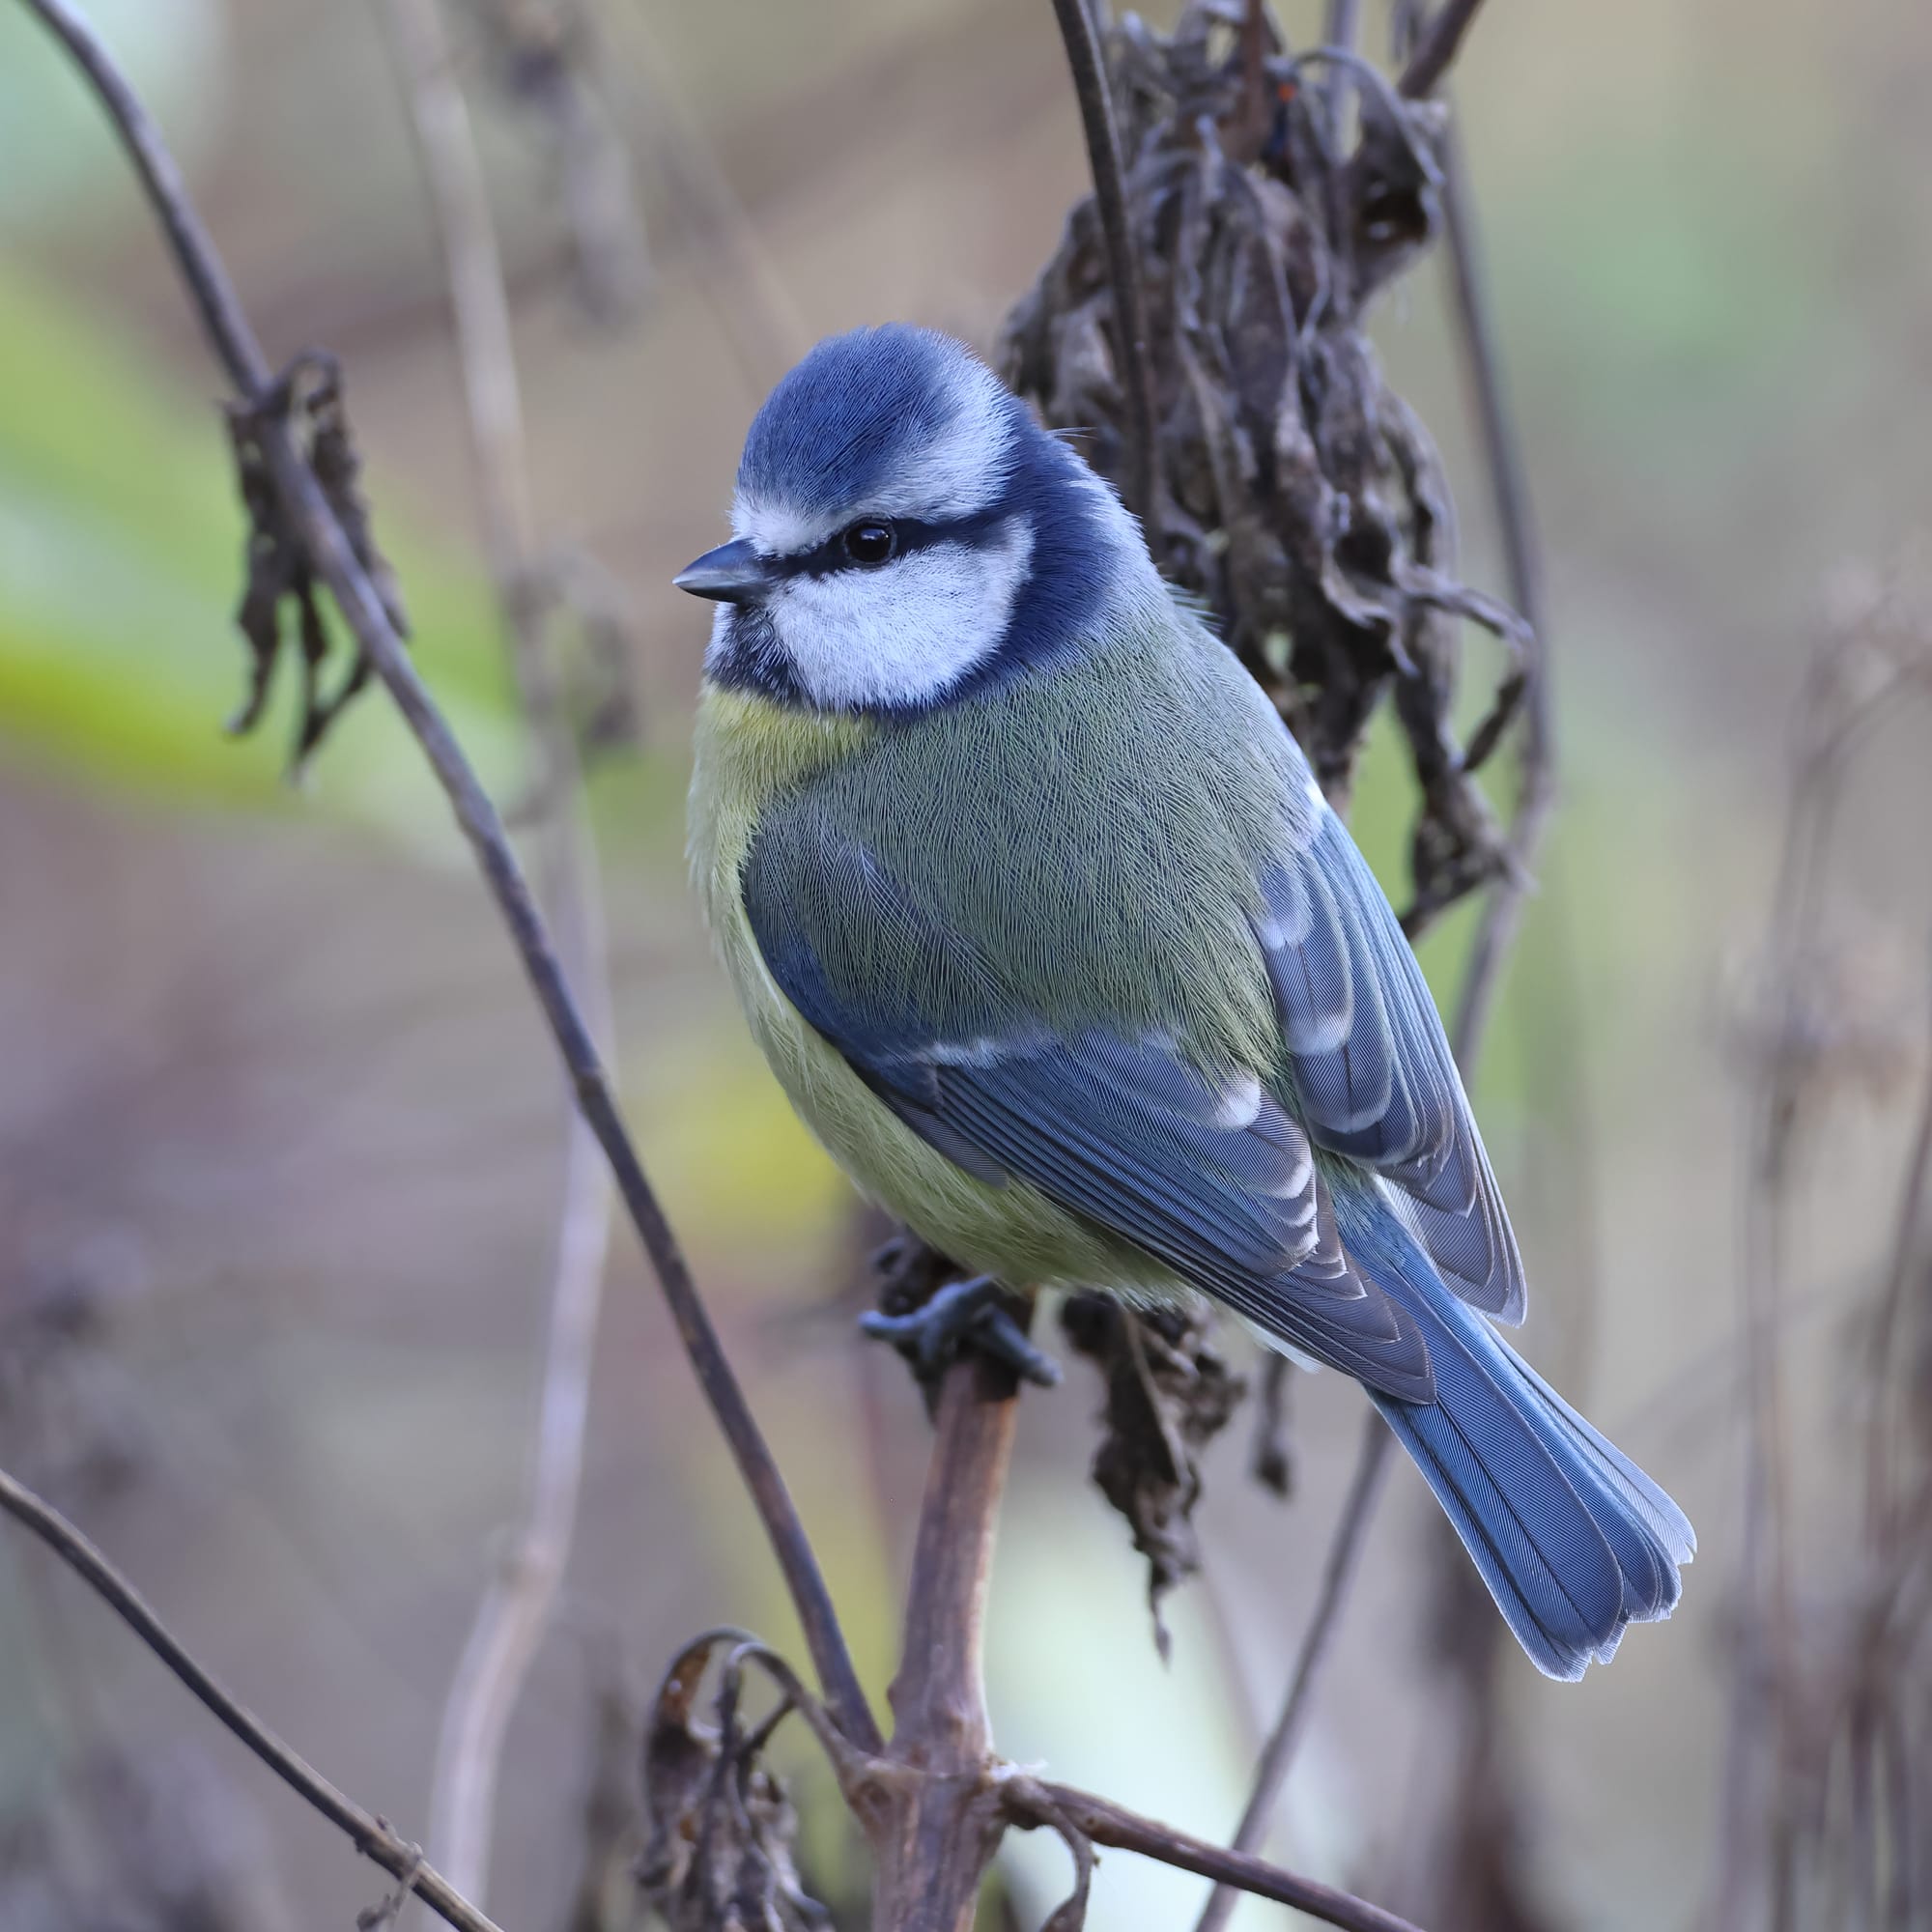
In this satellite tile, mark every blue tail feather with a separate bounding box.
[1331,1181,1693,1681]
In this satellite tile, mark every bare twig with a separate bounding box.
[1048,0,1160,537]
[644,1356,1030,1928]
[1864,978,1932,1538]
[1720,673,1847,1930]
[384,0,539,574]
[358,1845,428,1931]
[1718,594,1932,1929]
[0,1465,501,1932]
[1442,114,1555,1071]
[889,1357,1018,1761]
[1193,1409,1392,1932]
[1016,1778,1428,1932]
[16,0,879,1757]
[1322,0,1366,149]
[377,0,621,1910]
[869,1350,1025,1929]
[465,0,651,324]
[593,0,808,394]
[1395,0,1488,100]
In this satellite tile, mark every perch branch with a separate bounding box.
[889,1356,1019,1759]
[0,1465,501,1932]
[1018,1778,1427,1932]
[1321,0,1367,142]
[869,1350,1026,1929]
[378,0,620,1911]
[1395,0,1488,100]
[17,0,879,1757]
[1048,0,1160,536]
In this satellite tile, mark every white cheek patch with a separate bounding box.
[767,522,1034,711]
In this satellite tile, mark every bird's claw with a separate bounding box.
[860,1274,1061,1388]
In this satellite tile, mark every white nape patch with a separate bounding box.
[767,521,1034,711]
[1211,1071,1264,1129]
[731,356,1020,558]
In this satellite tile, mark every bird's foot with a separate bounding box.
[860,1274,1061,1388]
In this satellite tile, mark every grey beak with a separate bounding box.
[674,539,774,604]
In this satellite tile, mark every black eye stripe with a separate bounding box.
[770,505,1012,581]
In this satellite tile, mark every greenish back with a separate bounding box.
[769,611,1305,1078]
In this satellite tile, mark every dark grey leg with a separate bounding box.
[860,1275,1061,1387]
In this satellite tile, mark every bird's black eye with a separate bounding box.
[841,521,896,566]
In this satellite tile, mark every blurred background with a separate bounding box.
[3,1,1930,1928]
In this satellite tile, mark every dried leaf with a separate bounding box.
[637,1633,824,1932]
[223,354,408,775]
[1060,1296,1245,1657]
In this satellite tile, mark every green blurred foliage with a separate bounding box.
[0,267,524,850]
[0,0,228,235]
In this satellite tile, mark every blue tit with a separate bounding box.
[679,325,1692,1680]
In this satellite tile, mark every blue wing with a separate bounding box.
[744,804,1435,1402]
[1256,806,1526,1321]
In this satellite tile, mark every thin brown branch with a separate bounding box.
[889,1356,1018,1759]
[1443,112,1555,1071]
[1720,684,1843,1930]
[1862,966,1932,1545]
[377,0,619,1909]
[1395,0,1487,100]
[869,1351,1025,1931]
[17,0,880,1758]
[1048,0,1160,538]
[1322,0,1365,144]
[0,1465,502,1932]
[1017,1778,1427,1932]
[594,0,808,395]
[1193,1409,1392,1932]
[1718,610,1932,1926]
[384,0,538,574]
